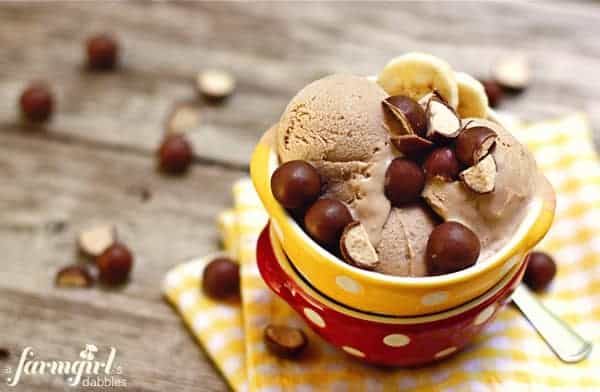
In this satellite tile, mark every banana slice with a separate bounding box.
[456,72,489,119]
[377,52,459,109]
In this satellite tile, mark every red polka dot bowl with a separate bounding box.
[257,223,529,367]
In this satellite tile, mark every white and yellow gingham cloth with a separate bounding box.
[163,113,600,391]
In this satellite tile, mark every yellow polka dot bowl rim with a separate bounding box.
[250,113,555,317]
[256,223,528,366]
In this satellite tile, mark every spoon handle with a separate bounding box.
[512,285,593,363]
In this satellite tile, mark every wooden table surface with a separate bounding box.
[1,2,599,391]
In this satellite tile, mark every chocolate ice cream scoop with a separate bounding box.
[278,74,390,162]
[277,75,394,245]
[423,118,538,259]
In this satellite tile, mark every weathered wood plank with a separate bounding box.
[0,129,239,391]
[0,1,599,168]
[0,287,229,392]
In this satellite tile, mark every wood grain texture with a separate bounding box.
[0,2,599,391]
[0,129,239,391]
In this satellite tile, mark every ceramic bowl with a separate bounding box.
[257,223,528,366]
[249,114,555,316]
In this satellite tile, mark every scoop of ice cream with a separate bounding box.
[278,74,389,162]
[277,75,394,244]
[375,205,439,277]
[422,118,537,258]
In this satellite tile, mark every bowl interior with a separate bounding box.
[267,223,525,324]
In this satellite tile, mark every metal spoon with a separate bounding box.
[511,285,593,363]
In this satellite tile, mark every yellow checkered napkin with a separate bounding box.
[164,114,600,391]
[162,209,248,391]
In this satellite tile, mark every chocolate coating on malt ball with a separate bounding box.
[20,83,54,122]
[97,243,133,285]
[158,134,194,174]
[455,126,497,167]
[383,95,428,136]
[87,33,119,70]
[264,324,308,358]
[390,134,433,157]
[524,251,556,292]
[480,79,504,108]
[384,158,425,206]
[426,221,480,275]
[304,199,353,248]
[271,160,321,209]
[423,147,460,181]
[0,348,9,360]
[202,257,240,299]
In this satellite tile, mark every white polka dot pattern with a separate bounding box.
[335,275,362,293]
[303,308,326,328]
[383,334,411,347]
[421,291,449,306]
[434,346,457,358]
[474,305,496,326]
[342,346,365,358]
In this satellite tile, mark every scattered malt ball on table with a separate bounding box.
[96,243,134,286]
[158,134,194,175]
[492,54,530,93]
[166,104,201,135]
[196,69,236,102]
[78,224,117,258]
[202,257,240,300]
[20,82,54,123]
[524,251,557,292]
[55,265,95,288]
[86,33,119,70]
[0,348,9,360]
[264,324,308,359]
[479,79,504,108]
